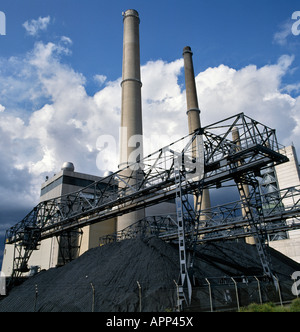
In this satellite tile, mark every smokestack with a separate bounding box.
[183,46,211,213]
[118,9,145,231]
[119,9,143,167]
[183,46,201,132]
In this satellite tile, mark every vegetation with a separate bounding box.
[240,298,300,312]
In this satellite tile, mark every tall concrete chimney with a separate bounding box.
[118,9,145,231]
[183,46,211,213]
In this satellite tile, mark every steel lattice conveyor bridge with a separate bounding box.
[107,185,300,244]
[5,113,300,282]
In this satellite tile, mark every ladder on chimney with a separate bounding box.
[174,156,192,309]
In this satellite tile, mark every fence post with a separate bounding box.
[174,280,180,312]
[254,276,262,304]
[34,284,38,312]
[205,278,213,312]
[231,277,240,312]
[90,283,95,312]
[137,281,142,312]
[274,276,283,306]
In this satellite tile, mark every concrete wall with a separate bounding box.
[40,170,103,202]
[1,167,118,276]
[1,245,14,276]
[270,145,300,263]
[80,218,117,255]
[275,146,300,190]
[270,232,300,263]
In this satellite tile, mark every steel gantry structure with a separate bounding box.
[6,113,300,298]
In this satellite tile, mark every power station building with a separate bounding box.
[1,161,175,276]
[1,8,300,283]
[39,162,117,258]
[1,163,117,275]
[3,147,299,276]
[270,145,300,263]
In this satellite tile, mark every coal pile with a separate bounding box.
[0,237,179,312]
[0,237,299,312]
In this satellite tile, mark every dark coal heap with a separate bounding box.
[0,237,299,312]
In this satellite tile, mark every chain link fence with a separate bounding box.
[0,275,297,312]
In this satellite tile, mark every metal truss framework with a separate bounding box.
[100,185,300,244]
[6,113,296,287]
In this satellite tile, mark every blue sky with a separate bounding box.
[1,1,300,91]
[0,0,300,266]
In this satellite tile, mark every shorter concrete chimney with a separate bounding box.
[183,46,201,133]
[183,46,211,214]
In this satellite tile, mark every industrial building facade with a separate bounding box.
[2,144,300,277]
[270,145,300,263]
[1,161,176,276]
[1,9,300,291]
[1,162,117,275]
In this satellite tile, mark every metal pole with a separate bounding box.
[231,277,240,312]
[205,278,213,312]
[274,276,283,306]
[137,281,142,312]
[174,280,180,312]
[90,283,95,312]
[34,284,38,312]
[254,276,263,304]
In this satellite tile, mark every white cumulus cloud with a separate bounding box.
[0,37,300,224]
[23,16,51,36]
[273,20,293,46]
[94,74,107,86]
